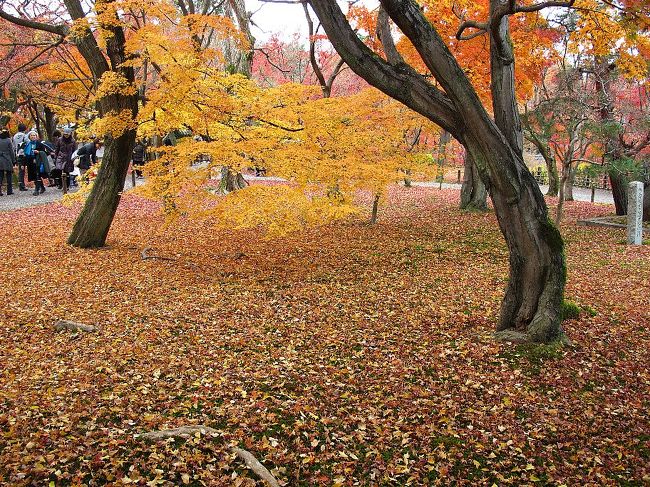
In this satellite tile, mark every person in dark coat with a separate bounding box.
[53,127,76,192]
[0,128,15,195]
[131,139,146,178]
[23,131,51,196]
[76,138,101,174]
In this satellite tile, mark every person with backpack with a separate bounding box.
[53,127,76,193]
[23,131,51,196]
[12,123,28,191]
[0,127,16,195]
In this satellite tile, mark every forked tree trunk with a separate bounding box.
[309,0,566,342]
[460,152,487,211]
[218,166,248,194]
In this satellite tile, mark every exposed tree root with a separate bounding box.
[54,320,97,332]
[141,246,177,261]
[137,425,280,487]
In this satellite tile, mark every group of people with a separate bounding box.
[0,124,101,196]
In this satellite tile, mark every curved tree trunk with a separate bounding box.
[490,167,565,342]
[460,152,487,211]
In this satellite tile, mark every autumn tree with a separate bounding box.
[558,1,650,215]
[1,0,138,247]
[306,0,571,343]
[522,65,595,219]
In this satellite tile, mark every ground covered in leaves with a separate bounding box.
[1,186,649,486]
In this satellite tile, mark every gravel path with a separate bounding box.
[0,177,137,213]
[413,181,614,205]
[0,175,613,213]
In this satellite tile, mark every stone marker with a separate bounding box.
[627,181,644,245]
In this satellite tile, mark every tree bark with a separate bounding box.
[460,152,487,211]
[528,134,559,196]
[308,0,566,342]
[67,130,136,247]
[609,170,628,215]
[564,164,576,201]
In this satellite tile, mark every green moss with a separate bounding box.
[561,300,581,321]
[542,217,565,254]
[581,304,597,317]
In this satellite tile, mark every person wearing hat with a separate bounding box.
[0,127,16,195]
[53,127,76,192]
[22,130,51,195]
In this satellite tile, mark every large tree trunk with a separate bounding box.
[460,152,487,211]
[67,131,135,247]
[491,169,565,342]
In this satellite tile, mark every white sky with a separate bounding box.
[246,0,377,42]
[247,1,309,41]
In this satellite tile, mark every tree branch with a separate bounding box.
[308,0,461,136]
[376,6,404,64]
[0,8,68,36]
[455,20,488,41]
[514,0,575,14]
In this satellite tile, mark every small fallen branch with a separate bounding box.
[137,425,280,487]
[54,320,97,332]
[141,246,176,262]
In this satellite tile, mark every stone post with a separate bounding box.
[627,181,643,245]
